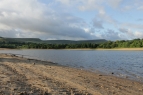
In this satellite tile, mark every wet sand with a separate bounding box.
[0,54,143,95]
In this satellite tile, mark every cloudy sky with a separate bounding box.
[0,0,143,40]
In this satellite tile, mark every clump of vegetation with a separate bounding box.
[98,38,143,49]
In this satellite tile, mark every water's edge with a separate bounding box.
[0,50,143,83]
[2,52,143,83]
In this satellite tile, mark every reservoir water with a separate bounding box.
[0,49,143,81]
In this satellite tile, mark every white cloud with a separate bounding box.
[78,0,104,11]
[95,10,118,28]
[92,18,104,29]
[57,0,123,11]
[119,28,143,39]
[0,0,97,40]
[134,31,143,38]
[138,6,143,10]
[56,0,104,12]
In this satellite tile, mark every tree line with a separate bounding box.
[0,41,98,49]
[98,38,143,48]
[0,38,143,49]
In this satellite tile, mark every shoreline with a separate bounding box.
[96,48,143,51]
[3,53,142,82]
[1,48,143,51]
[0,53,143,95]
[63,48,143,51]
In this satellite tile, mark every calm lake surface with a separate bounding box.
[0,49,143,81]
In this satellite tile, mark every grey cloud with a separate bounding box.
[137,18,143,21]
[118,28,128,33]
[0,29,21,38]
[118,28,143,39]
[0,14,93,39]
[0,0,96,40]
[101,29,122,40]
[118,28,134,38]
[93,18,104,29]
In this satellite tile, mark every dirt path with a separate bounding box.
[0,54,143,95]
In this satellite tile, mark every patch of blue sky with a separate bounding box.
[104,2,143,24]
[120,11,143,24]
[38,0,52,4]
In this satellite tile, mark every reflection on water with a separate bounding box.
[0,49,143,81]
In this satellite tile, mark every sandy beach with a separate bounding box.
[65,48,143,51]
[96,48,143,51]
[0,54,143,95]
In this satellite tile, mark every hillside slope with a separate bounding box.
[0,37,107,44]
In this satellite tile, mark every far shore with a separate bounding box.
[95,48,143,51]
[0,47,143,50]
[1,48,143,51]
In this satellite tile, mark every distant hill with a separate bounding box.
[0,37,107,44]
[0,38,42,43]
[43,39,107,44]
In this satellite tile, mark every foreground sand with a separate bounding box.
[0,54,143,95]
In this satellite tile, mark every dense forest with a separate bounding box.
[98,38,143,48]
[0,38,143,49]
[0,41,99,49]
